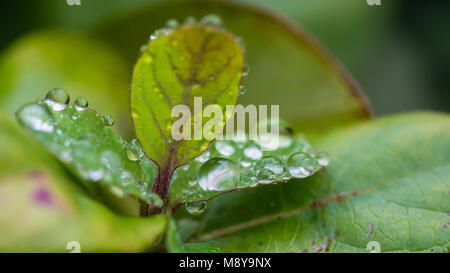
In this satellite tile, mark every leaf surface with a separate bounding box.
[131,22,245,168]
[186,113,450,253]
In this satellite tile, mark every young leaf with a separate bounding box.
[188,112,450,253]
[15,96,160,212]
[0,114,166,252]
[169,130,329,208]
[131,21,245,201]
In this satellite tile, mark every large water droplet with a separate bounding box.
[103,115,114,126]
[244,144,262,160]
[214,141,235,156]
[185,201,206,215]
[17,104,54,133]
[198,157,239,191]
[287,152,318,178]
[126,139,144,161]
[255,156,285,175]
[74,97,88,111]
[45,88,69,111]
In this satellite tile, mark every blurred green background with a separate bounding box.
[0,0,448,116]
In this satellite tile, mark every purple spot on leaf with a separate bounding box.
[33,187,53,206]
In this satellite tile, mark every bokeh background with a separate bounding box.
[1,0,449,116]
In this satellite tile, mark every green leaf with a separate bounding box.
[185,112,450,253]
[169,131,329,207]
[94,1,371,135]
[131,22,245,169]
[0,114,166,252]
[0,30,133,137]
[15,98,160,215]
[166,217,223,253]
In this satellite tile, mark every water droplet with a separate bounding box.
[184,16,197,24]
[255,156,285,175]
[103,115,114,126]
[196,151,210,163]
[45,88,69,111]
[150,28,169,40]
[74,97,88,111]
[198,157,239,191]
[126,139,144,161]
[287,152,318,178]
[239,85,246,95]
[185,201,206,215]
[166,18,179,29]
[244,144,262,160]
[17,104,54,133]
[140,44,148,52]
[242,64,250,76]
[257,168,276,183]
[110,186,125,198]
[214,141,235,156]
[87,169,104,181]
[316,152,330,167]
[201,14,223,27]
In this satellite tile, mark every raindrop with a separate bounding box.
[316,152,330,167]
[185,201,206,215]
[45,88,69,111]
[166,18,179,29]
[287,152,318,178]
[126,139,144,161]
[214,141,235,156]
[239,85,247,95]
[242,64,250,77]
[198,157,239,191]
[244,144,262,160]
[103,115,114,126]
[196,151,210,163]
[87,169,104,181]
[17,103,54,133]
[255,156,285,175]
[74,97,88,111]
[201,14,223,27]
[184,16,197,24]
[257,168,276,183]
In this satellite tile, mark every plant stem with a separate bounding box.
[149,162,175,215]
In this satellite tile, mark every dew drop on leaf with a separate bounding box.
[126,139,144,161]
[198,157,239,191]
[256,168,276,183]
[243,144,263,160]
[102,115,114,126]
[316,152,330,167]
[239,85,247,95]
[201,14,223,27]
[165,18,179,29]
[16,103,54,133]
[45,88,69,111]
[255,156,285,175]
[185,201,207,215]
[214,141,235,156]
[287,152,318,178]
[74,97,88,111]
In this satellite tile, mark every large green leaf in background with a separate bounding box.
[0,114,166,252]
[184,112,450,252]
[131,22,245,169]
[0,30,132,137]
[94,0,371,135]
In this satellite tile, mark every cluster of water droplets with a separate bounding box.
[17,88,163,208]
[173,123,330,215]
